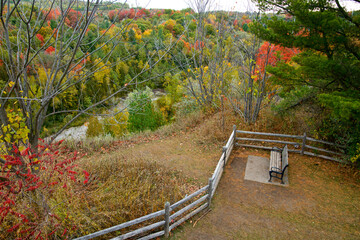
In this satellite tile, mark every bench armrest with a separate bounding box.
[272,147,282,152]
[270,166,282,172]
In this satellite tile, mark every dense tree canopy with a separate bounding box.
[251,0,360,157]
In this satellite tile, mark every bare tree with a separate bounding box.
[177,0,232,108]
[177,3,275,124]
[228,13,277,124]
[0,0,176,152]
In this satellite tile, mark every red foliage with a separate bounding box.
[0,140,89,239]
[35,34,44,46]
[66,9,82,28]
[108,10,117,21]
[45,46,55,54]
[108,8,148,22]
[45,9,61,21]
[255,41,301,75]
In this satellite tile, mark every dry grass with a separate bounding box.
[67,154,194,238]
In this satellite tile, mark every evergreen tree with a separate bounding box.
[251,0,360,160]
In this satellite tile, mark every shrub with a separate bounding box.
[156,95,175,122]
[103,111,129,137]
[175,97,200,117]
[125,87,164,132]
[86,117,104,137]
[0,140,89,239]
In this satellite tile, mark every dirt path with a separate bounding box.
[171,148,360,240]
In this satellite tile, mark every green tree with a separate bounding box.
[125,87,164,132]
[251,0,360,160]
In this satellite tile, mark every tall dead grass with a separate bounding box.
[66,152,193,238]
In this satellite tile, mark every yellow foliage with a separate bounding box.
[93,59,110,84]
[106,25,121,37]
[86,117,104,138]
[37,26,53,38]
[0,108,29,154]
[350,143,360,163]
[135,32,142,41]
[103,111,128,137]
[143,29,152,37]
[38,67,49,86]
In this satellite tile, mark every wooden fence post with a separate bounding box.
[223,146,227,167]
[207,178,213,207]
[301,132,307,155]
[233,125,237,142]
[164,202,170,238]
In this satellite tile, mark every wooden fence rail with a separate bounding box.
[235,130,347,163]
[74,126,237,240]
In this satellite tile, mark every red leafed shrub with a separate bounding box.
[108,10,117,21]
[0,139,89,239]
[109,8,147,22]
[45,46,55,54]
[193,40,205,50]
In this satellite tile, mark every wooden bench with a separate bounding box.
[269,145,288,184]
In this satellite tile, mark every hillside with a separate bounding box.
[0,0,359,238]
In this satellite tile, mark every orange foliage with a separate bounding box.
[193,40,205,50]
[178,37,191,53]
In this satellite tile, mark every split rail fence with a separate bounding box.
[235,130,347,163]
[74,126,236,240]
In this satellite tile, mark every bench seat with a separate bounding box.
[269,145,288,184]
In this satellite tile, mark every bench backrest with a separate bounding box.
[282,145,288,171]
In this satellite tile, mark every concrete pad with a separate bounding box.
[244,155,289,187]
